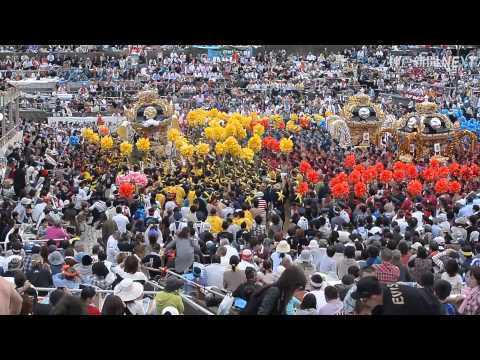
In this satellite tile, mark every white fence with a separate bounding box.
[47,116,125,130]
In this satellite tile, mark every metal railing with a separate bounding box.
[143,266,227,299]
[32,281,215,316]
[145,280,215,315]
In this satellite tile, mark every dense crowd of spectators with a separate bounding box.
[1,45,480,315]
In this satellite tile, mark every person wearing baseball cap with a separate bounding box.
[351,276,443,315]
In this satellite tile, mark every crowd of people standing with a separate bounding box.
[1,45,480,316]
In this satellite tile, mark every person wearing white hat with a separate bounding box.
[13,197,31,223]
[113,278,145,315]
[433,236,445,246]
[410,242,423,252]
[270,240,292,272]
[309,272,327,312]
[238,249,258,271]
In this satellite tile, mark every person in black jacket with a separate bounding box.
[351,276,443,315]
[13,161,26,199]
[242,265,306,315]
[26,254,53,296]
[233,267,261,302]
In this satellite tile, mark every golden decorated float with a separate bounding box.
[379,101,477,163]
[327,93,396,149]
[117,89,180,158]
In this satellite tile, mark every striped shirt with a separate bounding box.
[257,199,267,211]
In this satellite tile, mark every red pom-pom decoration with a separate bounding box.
[470,164,480,176]
[421,167,436,182]
[119,182,135,199]
[449,162,461,176]
[299,160,312,174]
[329,172,348,188]
[393,169,406,183]
[407,180,423,197]
[393,161,406,172]
[299,117,310,129]
[448,180,461,194]
[405,164,417,179]
[354,181,367,198]
[438,166,450,178]
[379,170,394,184]
[434,178,449,194]
[362,166,377,184]
[260,117,269,129]
[375,162,385,174]
[345,154,356,168]
[296,181,309,195]
[348,170,362,184]
[307,169,320,184]
[331,181,350,199]
[460,165,472,180]
[354,164,366,174]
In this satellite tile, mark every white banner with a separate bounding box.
[47,116,126,130]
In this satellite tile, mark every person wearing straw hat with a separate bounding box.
[270,240,292,273]
[114,278,145,315]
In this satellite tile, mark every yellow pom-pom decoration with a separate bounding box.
[226,123,240,138]
[174,136,187,149]
[196,143,210,157]
[90,133,100,144]
[215,143,226,156]
[120,141,133,156]
[136,137,151,152]
[286,120,300,133]
[279,138,294,153]
[253,123,265,136]
[180,143,194,158]
[224,136,238,150]
[100,135,114,150]
[167,128,181,142]
[240,147,254,162]
[82,128,94,139]
[230,143,242,157]
[247,134,262,153]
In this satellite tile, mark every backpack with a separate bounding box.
[133,208,145,221]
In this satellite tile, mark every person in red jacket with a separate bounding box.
[81,286,101,315]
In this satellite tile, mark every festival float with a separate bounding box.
[379,101,477,163]
[327,93,396,148]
